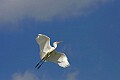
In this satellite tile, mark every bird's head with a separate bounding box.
[53,41,63,48]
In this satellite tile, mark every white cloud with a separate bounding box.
[67,70,79,80]
[11,70,80,80]
[0,0,112,23]
[12,71,39,80]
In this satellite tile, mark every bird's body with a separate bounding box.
[35,34,70,69]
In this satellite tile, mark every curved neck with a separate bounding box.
[53,42,57,49]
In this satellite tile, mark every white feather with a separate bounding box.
[46,50,70,68]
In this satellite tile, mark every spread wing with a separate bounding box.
[46,50,70,68]
[36,34,53,59]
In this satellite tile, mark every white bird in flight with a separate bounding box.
[35,34,70,69]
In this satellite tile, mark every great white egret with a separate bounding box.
[35,34,70,69]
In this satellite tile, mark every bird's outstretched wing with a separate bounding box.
[46,50,70,68]
[36,34,53,59]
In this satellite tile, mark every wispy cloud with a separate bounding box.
[0,0,112,23]
[12,71,39,80]
[67,70,79,80]
[12,70,80,80]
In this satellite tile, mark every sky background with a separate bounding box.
[0,0,120,80]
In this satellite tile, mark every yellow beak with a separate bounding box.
[57,41,63,44]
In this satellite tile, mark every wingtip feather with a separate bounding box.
[58,61,70,68]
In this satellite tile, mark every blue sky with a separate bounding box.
[0,0,120,80]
